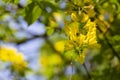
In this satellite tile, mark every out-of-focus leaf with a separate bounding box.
[3,0,19,4]
[38,0,60,12]
[46,28,55,36]
[24,2,41,25]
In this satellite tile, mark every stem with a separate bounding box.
[83,63,91,80]
[69,55,73,80]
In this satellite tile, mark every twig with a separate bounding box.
[69,61,72,80]
[97,25,120,61]
[103,34,120,60]
[83,63,91,80]
[69,55,73,80]
[16,33,47,45]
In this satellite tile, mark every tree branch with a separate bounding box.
[97,25,120,61]
[16,34,47,45]
[83,63,92,80]
[103,34,120,60]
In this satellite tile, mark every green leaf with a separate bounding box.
[24,2,41,25]
[46,28,55,36]
[14,0,19,4]
[3,0,20,4]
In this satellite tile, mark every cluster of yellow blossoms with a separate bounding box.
[64,13,98,64]
[0,46,27,72]
[54,13,98,64]
[65,21,97,62]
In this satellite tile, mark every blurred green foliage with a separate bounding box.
[0,0,120,80]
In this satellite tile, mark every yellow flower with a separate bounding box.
[40,56,49,67]
[0,46,28,71]
[12,61,27,71]
[0,46,16,61]
[71,12,79,21]
[64,40,74,50]
[54,40,65,52]
[83,20,97,46]
[40,54,62,67]
[49,54,62,66]
[81,13,89,22]
[64,16,98,64]
[64,22,79,41]
[99,14,104,20]
[12,53,24,63]
[87,29,97,46]
[84,19,96,30]
[88,36,97,45]
[77,34,86,46]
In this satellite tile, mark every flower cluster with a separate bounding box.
[0,46,27,71]
[64,13,98,64]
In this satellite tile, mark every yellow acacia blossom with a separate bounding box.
[0,46,28,71]
[49,54,62,66]
[12,61,27,71]
[40,54,62,67]
[64,22,79,41]
[64,17,98,64]
[81,13,89,23]
[64,19,97,48]
[40,55,49,67]
[64,40,74,50]
[71,12,89,22]
[77,34,86,46]
[84,20,97,46]
[71,12,79,22]
[54,40,65,52]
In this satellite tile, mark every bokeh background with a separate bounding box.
[0,0,120,80]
